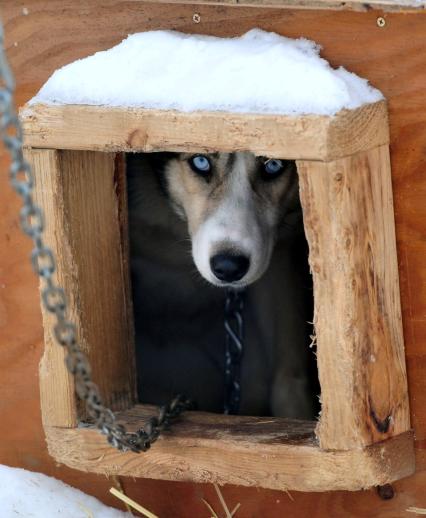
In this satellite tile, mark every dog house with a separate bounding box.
[20,92,415,491]
[0,0,426,518]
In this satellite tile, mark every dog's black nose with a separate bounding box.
[210,254,250,283]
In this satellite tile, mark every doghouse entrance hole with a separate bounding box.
[126,151,320,419]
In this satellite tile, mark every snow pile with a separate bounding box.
[0,465,131,518]
[31,29,383,116]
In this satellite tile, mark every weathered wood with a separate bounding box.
[44,405,415,491]
[20,101,389,162]
[21,59,413,489]
[297,145,410,450]
[2,2,426,514]
[28,149,136,427]
[137,0,426,12]
[28,149,78,428]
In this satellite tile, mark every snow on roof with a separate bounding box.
[31,29,383,116]
[0,465,130,518]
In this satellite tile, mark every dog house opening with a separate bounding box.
[126,151,320,419]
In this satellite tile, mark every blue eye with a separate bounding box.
[189,155,211,174]
[264,159,284,176]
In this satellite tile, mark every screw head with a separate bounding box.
[193,13,201,23]
[377,484,395,500]
[377,17,386,28]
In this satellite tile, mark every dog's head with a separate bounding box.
[145,152,301,287]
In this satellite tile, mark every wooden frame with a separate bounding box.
[21,99,415,491]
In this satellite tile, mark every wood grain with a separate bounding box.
[14,0,414,496]
[298,146,410,450]
[27,148,136,427]
[1,2,426,516]
[26,142,414,486]
[27,149,78,428]
[44,405,415,492]
[20,101,389,161]
[130,0,426,11]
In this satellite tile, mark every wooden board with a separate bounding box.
[1,2,426,516]
[145,0,425,12]
[137,0,426,12]
[43,406,415,492]
[297,146,410,449]
[27,148,136,427]
[20,101,389,161]
[28,149,78,428]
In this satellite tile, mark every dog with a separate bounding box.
[127,152,318,419]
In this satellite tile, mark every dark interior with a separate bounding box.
[126,152,320,419]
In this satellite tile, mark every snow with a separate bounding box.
[31,29,383,116]
[0,465,132,518]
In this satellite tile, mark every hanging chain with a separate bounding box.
[0,22,193,453]
[224,289,245,414]
[1,23,246,447]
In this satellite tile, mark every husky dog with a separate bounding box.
[127,152,317,418]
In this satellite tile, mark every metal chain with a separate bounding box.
[1,22,246,447]
[0,22,192,453]
[224,289,245,414]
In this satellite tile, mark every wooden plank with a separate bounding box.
[44,405,415,491]
[2,3,425,515]
[139,0,425,12]
[28,149,136,427]
[297,145,410,450]
[20,101,389,161]
[28,149,78,428]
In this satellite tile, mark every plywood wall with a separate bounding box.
[0,2,425,515]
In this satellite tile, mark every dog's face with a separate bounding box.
[155,151,301,288]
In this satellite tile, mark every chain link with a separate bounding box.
[224,289,245,414]
[0,22,192,453]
